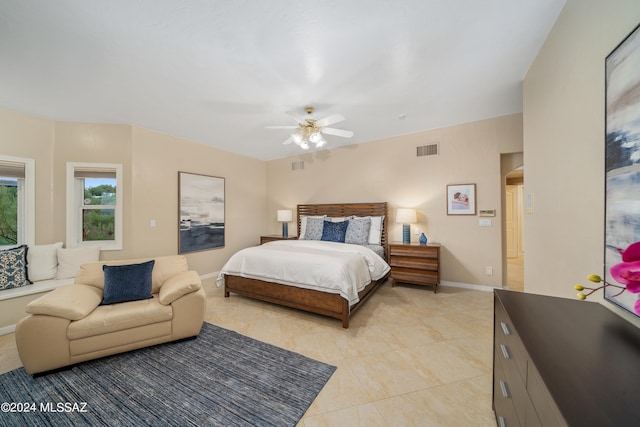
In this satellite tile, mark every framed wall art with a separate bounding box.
[446,184,476,215]
[604,22,640,318]
[178,172,225,254]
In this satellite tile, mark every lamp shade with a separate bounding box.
[396,208,417,224]
[277,210,293,222]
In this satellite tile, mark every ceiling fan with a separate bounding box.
[266,106,354,150]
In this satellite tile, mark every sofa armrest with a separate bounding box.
[159,270,202,305]
[26,284,102,321]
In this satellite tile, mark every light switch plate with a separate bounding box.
[479,218,492,227]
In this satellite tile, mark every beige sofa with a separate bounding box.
[15,255,206,375]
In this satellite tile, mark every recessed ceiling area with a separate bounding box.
[0,1,565,160]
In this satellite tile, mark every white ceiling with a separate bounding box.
[0,0,565,161]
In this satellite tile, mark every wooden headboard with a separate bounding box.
[296,202,388,248]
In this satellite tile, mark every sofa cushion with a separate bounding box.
[67,296,173,340]
[76,255,189,294]
[101,260,154,305]
[0,245,30,290]
[26,284,102,320]
[56,246,100,279]
[27,242,63,281]
[159,270,202,305]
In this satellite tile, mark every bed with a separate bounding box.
[218,202,390,328]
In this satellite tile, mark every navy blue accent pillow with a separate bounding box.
[101,260,155,305]
[321,220,349,243]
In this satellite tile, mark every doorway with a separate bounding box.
[505,166,524,291]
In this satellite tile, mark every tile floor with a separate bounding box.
[0,280,497,426]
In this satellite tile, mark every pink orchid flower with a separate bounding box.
[610,260,640,293]
[622,241,640,262]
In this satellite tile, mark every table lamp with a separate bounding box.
[396,208,417,244]
[277,210,293,238]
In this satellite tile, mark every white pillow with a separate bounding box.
[367,216,384,245]
[299,215,326,240]
[56,246,101,279]
[27,242,63,281]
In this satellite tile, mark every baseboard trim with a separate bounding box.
[0,324,16,336]
[440,280,496,293]
[200,271,219,281]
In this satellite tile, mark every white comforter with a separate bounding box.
[216,240,390,306]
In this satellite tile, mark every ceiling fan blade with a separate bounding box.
[321,127,354,138]
[285,111,308,125]
[315,114,345,127]
[282,136,294,145]
[265,125,299,129]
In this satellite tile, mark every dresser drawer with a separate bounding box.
[494,301,528,382]
[525,397,542,427]
[389,245,438,258]
[389,256,438,270]
[493,363,521,427]
[526,363,567,427]
[390,268,438,285]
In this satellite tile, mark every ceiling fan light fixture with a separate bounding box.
[309,132,322,143]
[267,106,353,151]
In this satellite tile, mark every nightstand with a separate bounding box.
[260,235,298,245]
[388,242,441,292]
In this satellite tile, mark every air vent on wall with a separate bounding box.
[292,161,305,170]
[417,143,439,157]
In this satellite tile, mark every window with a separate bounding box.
[66,163,122,250]
[0,156,34,248]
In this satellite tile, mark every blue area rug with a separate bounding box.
[0,322,335,426]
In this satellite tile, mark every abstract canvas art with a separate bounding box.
[178,172,225,253]
[604,22,640,318]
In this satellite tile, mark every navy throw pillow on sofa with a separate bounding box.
[101,260,155,305]
[321,220,349,243]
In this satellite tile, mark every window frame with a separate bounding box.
[66,162,123,250]
[0,155,35,248]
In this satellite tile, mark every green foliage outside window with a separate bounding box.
[0,182,18,245]
[83,183,116,241]
[84,184,116,205]
[82,209,115,241]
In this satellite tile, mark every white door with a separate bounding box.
[506,185,519,258]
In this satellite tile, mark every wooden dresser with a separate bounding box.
[493,289,640,426]
[388,242,440,292]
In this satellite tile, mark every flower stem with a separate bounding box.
[581,281,626,297]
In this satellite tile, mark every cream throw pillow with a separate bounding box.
[56,246,101,279]
[27,242,63,282]
[368,216,384,245]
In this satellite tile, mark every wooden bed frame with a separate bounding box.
[224,202,389,328]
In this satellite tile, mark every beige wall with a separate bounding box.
[0,109,55,244]
[130,126,266,274]
[0,109,266,329]
[266,114,523,288]
[523,0,640,325]
[53,121,134,259]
